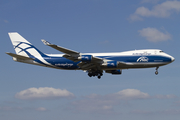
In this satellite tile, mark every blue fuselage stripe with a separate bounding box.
[34,55,172,69]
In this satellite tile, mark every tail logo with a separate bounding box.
[14,42,34,56]
[14,41,46,57]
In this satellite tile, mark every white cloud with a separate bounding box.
[114,89,150,99]
[129,1,180,21]
[15,87,75,100]
[138,27,171,42]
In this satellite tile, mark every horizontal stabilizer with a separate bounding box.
[41,39,79,55]
[6,52,35,60]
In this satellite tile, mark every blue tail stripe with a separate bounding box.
[14,42,48,58]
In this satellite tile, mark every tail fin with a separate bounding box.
[8,32,47,58]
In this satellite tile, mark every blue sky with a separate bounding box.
[0,0,180,120]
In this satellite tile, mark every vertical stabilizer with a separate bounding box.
[8,32,47,58]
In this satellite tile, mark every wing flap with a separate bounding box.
[92,56,103,62]
[78,62,96,70]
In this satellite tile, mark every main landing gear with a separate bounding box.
[88,71,103,79]
[155,67,159,75]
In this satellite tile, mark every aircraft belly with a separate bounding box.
[101,62,169,70]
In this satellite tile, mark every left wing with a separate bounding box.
[42,40,103,70]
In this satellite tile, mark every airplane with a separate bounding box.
[6,32,175,79]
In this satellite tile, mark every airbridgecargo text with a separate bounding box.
[55,63,74,67]
[133,53,151,56]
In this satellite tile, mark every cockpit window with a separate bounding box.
[160,51,164,53]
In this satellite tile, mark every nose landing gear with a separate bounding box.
[155,67,159,75]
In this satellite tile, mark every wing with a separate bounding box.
[42,40,103,70]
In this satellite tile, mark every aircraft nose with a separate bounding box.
[171,56,175,62]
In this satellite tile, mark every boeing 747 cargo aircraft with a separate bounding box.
[6,32,175,79]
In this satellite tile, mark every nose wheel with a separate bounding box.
[155,67,159,75]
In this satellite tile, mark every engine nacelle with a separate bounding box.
[107,61,118,68]
[102,61,118,68]
[78,55,92,62]
[105,69,122,75]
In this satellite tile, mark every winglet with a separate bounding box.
[41,39,51,45]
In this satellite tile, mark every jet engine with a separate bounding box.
[102,61,118,68]
[105,69,122,74]
[78,55,92,62]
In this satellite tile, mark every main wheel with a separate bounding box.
[155,71,158,75]
[88,73,92,77]
[98,76,101,79]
